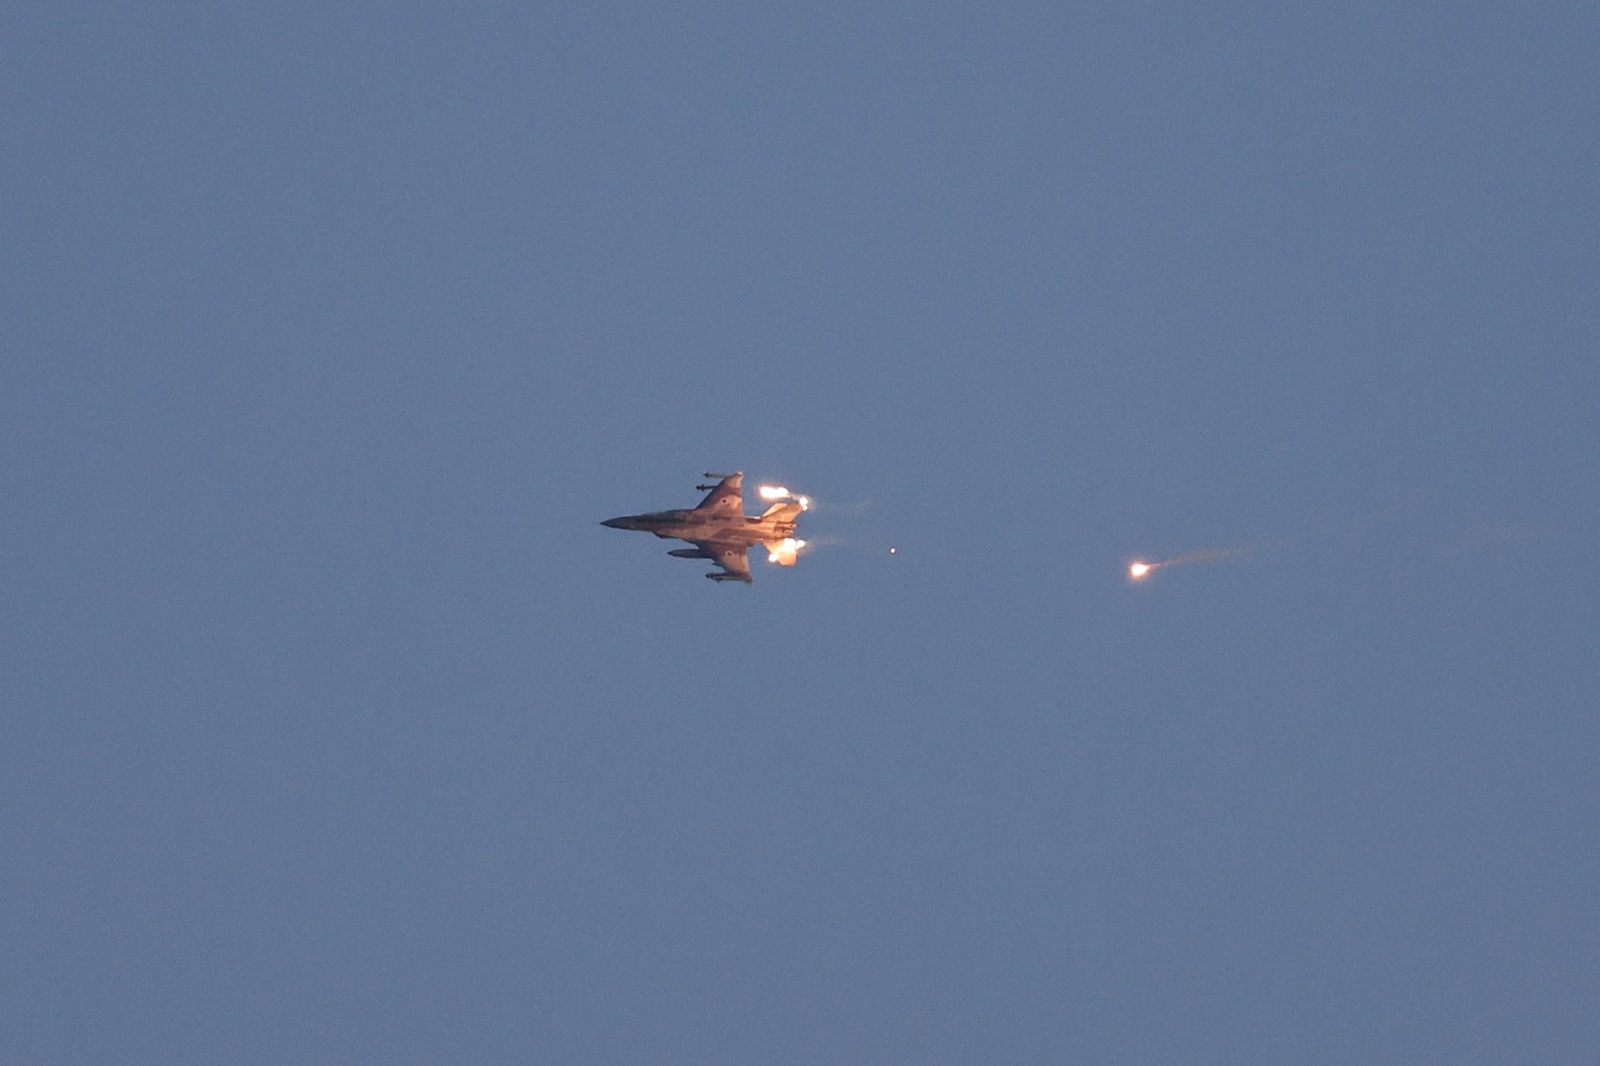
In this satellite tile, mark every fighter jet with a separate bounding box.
[601,472,805,583]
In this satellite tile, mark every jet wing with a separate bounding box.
[693,539,753,583]
[693,472,744,516]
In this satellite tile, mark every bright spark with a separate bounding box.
[1130,561,1151,579]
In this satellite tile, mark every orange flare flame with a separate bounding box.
[759,485,811,510]
[766,537,805,565]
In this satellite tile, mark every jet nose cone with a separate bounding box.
[601,516,630,529]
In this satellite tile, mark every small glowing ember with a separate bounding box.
[1130,562,1151,579]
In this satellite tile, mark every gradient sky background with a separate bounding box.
[5,4,1598,1063]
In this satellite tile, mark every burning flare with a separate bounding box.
[767,538,806,565]
[758,484,811,510]
[1129,548,1246,582]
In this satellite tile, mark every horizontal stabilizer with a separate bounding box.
[759,501,804,523]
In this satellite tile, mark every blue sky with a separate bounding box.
[4,4,1598,1063]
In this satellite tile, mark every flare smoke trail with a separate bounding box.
[1129,547,1249,581]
